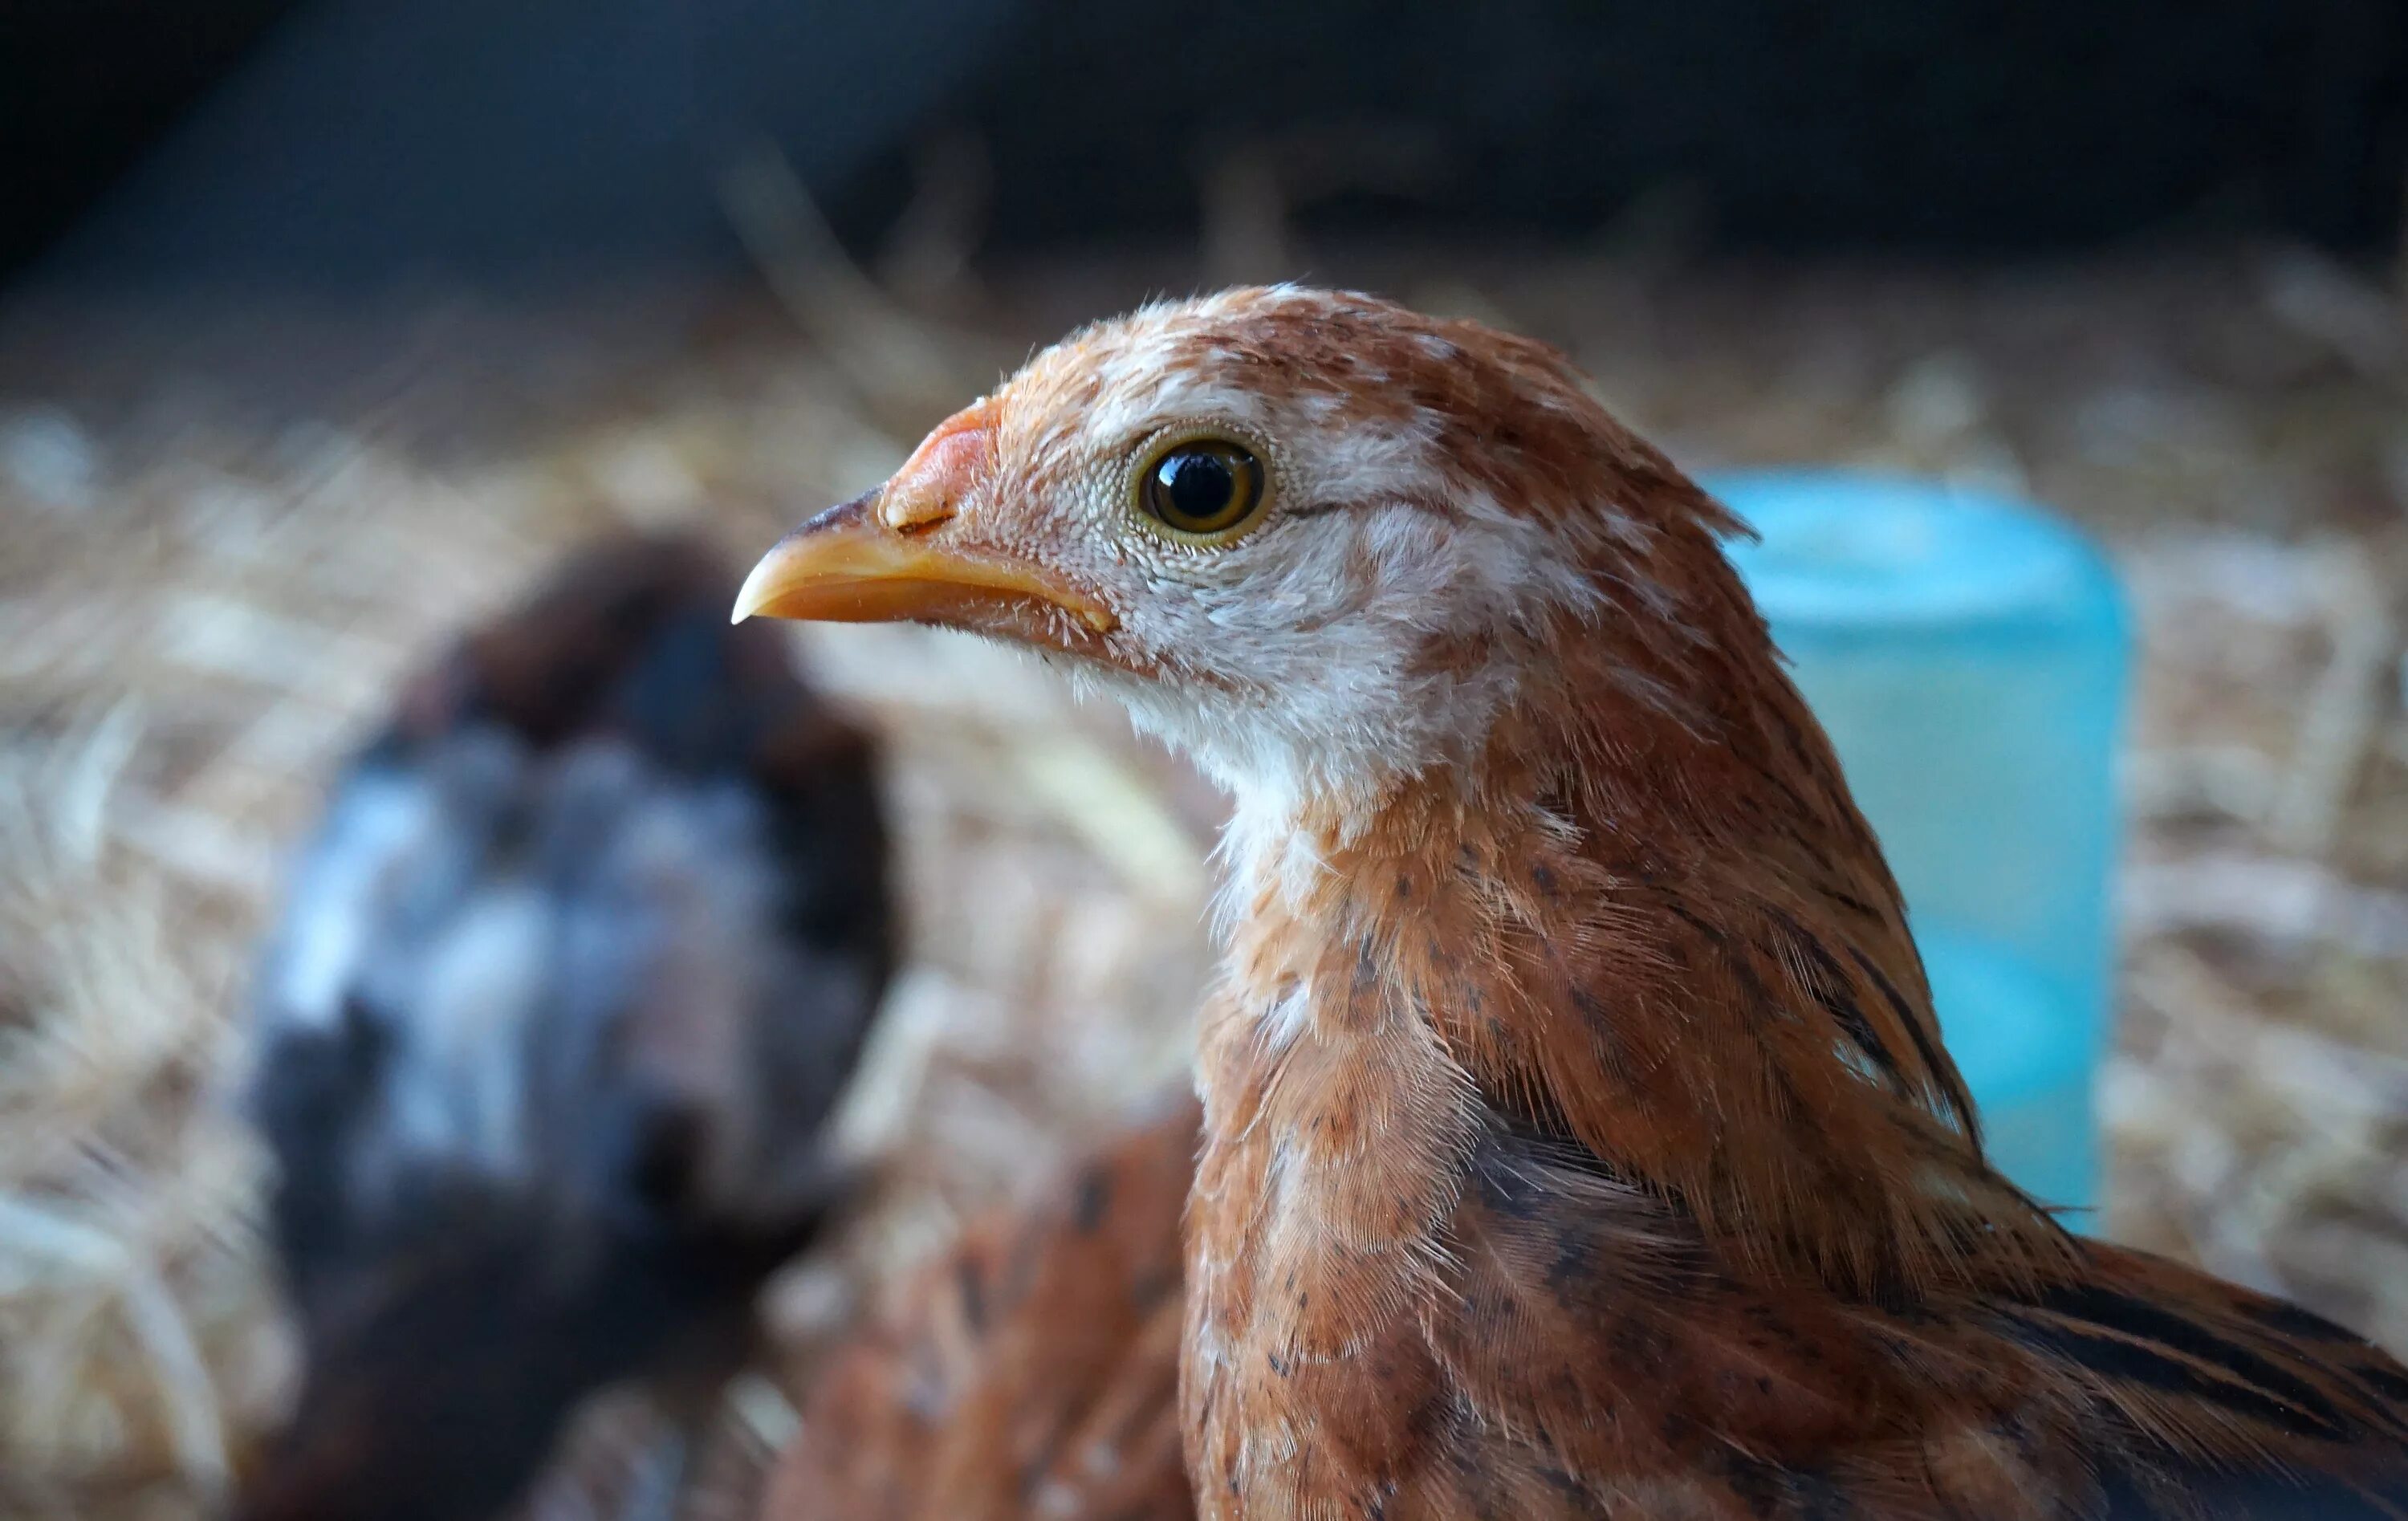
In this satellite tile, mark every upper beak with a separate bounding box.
[731,407,1117,647]
[730,494,1115,637]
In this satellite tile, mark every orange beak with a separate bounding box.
[731,405,1117,648]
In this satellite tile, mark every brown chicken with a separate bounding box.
[735,287,2408,1519]
[765,1092,1198,1521]
[238,533,893,1521]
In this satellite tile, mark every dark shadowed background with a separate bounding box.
[6,0,2405,291]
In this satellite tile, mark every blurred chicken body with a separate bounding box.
[737,287,2408,1519]
[238,534,893,1521]
[765,1092,1198,1521]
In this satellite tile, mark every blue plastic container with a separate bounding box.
[1708,470,2131,1218]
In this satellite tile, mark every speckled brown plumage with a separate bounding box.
[738,287,2408,1519]
[1182,681,2408,1519]
[765,1092,1198,1521]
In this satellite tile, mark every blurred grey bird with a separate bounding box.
[231,532,893,1521]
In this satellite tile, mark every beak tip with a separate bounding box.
[730,548,789,624]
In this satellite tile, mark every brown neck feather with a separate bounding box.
[1208,523,2073,1300]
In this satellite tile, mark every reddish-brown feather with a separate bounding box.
[765,1094,1199,1521]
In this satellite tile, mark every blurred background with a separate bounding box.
[3,1,2406,1515]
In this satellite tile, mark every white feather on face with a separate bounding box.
[958,287,1609,817]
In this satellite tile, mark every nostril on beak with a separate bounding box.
[878,404,994,533]
[881,486,956,534]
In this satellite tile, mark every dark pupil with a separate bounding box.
[1161,449,1235,524]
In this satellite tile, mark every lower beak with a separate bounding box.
[731,494,1117,646]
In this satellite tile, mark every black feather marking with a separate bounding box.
[2000,1283,2363,1443]
[2008,1316,2347,1445]
[1765,905,1905,1092]
[2361,1364,2408,1410]
[1662,900,1729,948]
[2038,1281,2400,1440]
[1759,692,1825,775]
[1847,946,1982,1145]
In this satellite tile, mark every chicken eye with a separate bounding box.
[1136,438,1266,539]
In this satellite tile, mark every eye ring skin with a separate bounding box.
[1124,426,1279,547]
